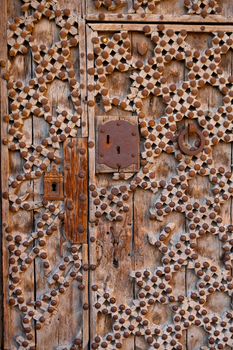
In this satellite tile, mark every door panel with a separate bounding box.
[2,1,88,349]
[1,1,233,350]
[87,24,233,349]
[86,0,233,22]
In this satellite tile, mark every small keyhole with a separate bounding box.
[52,183,57,192]
[116,146,120,154]
[106,135,110,144]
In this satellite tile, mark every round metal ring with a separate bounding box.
[178,124,205,156]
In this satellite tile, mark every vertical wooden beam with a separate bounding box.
[6,23,35,350]
[86,24,97,344]
[87,24,136,349]
[33,1,89,347]
[82,243,89,350]
[0,0,9,347]
[64,138,88,244]
[79,19,88,138]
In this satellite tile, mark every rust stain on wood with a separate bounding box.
[64,138,88,243]
[44,165,64,201]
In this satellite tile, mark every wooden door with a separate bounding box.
[1,1,233,350]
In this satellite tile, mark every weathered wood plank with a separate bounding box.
[4,1,36,348]
[2,1,233,350]
[87,25,135,349]
[86,0,233,22]
[1,0,9,347]
[87,23,233,350]
[88,13,233,22]
[64,138,88,244]
[86,0,133,19]
[86,26,98,344]
[185,33,232,349]
[79,19,88,138]
[89,23,233,32]
[30,2,88,349]
[32,15,63,350]
[133,25,187,348]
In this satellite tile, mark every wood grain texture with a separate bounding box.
[86,0,233,22]
[87,23,233,350]
[1,1,233,350]
[89,23,233,32]
[31,2,88,349]
[1,0,9,347]
[79,19,88,138]
[5,1,35,348]
[2,0,88,349]
[64,138,88,244]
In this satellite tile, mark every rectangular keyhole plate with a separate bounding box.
[44,166,64,201]
[97,119,140,173]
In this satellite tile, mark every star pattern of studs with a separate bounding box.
[88,26,233,223]
[91,223,233,349]
[93,0,222,16]
[184,0,222,17]
[88,25,233,349]
[3,0,86,349]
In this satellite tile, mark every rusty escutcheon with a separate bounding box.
[178,123,205,156]
[44,165,64,201]
[98,120,140,170]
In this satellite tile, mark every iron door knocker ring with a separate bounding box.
[178,124,205,156]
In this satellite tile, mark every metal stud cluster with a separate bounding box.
[133,0,163,13]
[88,31,132,112]
[92,0,222,16]
[6,207,84,349]
[4,0,85,349]
[5,3,82,201]
[93,0,126,10]
[92,0,162,12]
[89,26,233,217]
[92,222,233,349]
[184,0,222,16]
[2,0,232,348]
[130,27,233,217]
[90,184,130,222]
[89,26,233,348]
[5,0,83,210]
